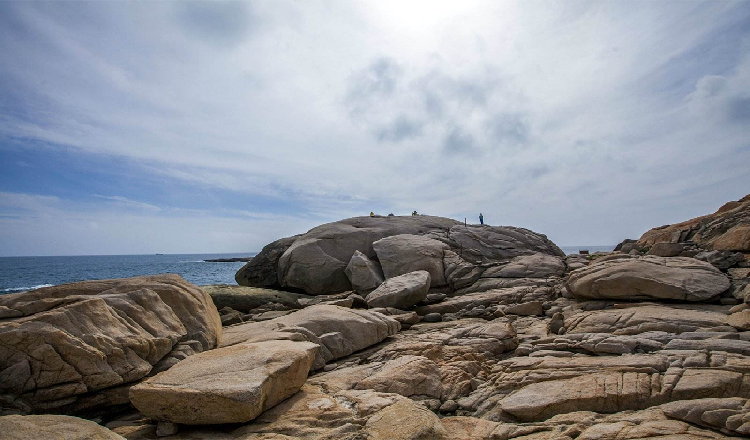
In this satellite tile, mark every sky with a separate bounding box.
[0,1,749,256]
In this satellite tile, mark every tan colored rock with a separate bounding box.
[638,193,750,252]
[565,256,730,301]
[366,271,431,310]
[0,415,125,440]
[365,399,448,440]
[565,305,731,335]
[129,340,318,425]
[0,275,221,414]
[221,305,399,369]
[659,398,750,436]
[726,310,750,331]
[355,355,443,398]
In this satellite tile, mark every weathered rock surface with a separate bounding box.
[129,340,318,425]
[566,256,730,301]
[221,305,400,369]
[0,414,125,440]
[344,250,384,294]
[0,275,221,415]
[373,234,449,286]
[366,271,431,309]
[638,193,750,252]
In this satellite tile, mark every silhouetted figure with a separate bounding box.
[370,212,374,217]
[479,213,484,225]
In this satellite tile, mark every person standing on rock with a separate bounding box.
[479,213,484,225]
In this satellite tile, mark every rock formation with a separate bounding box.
[5,199,750,439]
[0,275,221,415]
[638,193,750,252]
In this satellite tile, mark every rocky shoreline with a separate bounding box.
[1,194,749,439]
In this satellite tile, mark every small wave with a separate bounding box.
[178,260,206,263]
[3,284,54,293]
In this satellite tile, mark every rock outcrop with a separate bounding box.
[566,255,730,301]
[638,193,750,252]
[236,215,564,296]
[0,275,221,415]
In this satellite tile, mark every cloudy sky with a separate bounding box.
[0,1,748,256]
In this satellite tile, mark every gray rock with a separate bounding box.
[503,301,543,316]
[276,216,460,295]
[235,235,300,288]
[366,271,431,310]
[344,250,384,294]
[696,250,745,270]
[423,313,442,322]
[373,234,449,287]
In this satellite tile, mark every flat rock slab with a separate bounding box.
[565,256,730,301]
[0,414,125,440]
[129,340,318,425]
[565,305,730,335]
[202,284,306,312]
[367,271,431,310]
[221,305,400,369]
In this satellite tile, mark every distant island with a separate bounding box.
[203,257,254,263]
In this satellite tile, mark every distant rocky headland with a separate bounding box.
[1,194,749,439]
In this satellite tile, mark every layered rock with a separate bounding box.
[0,275,221,414]
[566,256,730,301]
[638,193,750,252]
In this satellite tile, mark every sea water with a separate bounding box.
[0,253,256,293]
[0,246,615,294]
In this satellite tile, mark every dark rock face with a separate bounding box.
[638,193,750,252]
[235,235,299,288]
[235,216,565,296]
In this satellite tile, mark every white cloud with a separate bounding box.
[0,1,749,253]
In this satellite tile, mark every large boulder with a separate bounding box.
[638,193,750,252]
[236,215,565,296]
[366,271,431,310]
[129,340,318,425]
[0,275,221,415]
[565,256,730,301]
[0,414,125,440]
[344,250,385,294]
[276,216,459,295]
[373,234,449,286]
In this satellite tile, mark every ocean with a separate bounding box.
[0,253,256,294]
[0,246,614,294]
